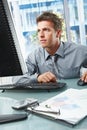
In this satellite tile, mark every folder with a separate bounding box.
[27,88,87,127]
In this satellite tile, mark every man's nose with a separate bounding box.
[39,30,44,37]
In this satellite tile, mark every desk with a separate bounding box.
[0,78,87,130]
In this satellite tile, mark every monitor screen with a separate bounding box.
[0,0,27,77]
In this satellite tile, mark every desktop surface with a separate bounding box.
[0,78,87,130]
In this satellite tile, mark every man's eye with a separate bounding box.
[44,28,50,32]
[37,30,40,33]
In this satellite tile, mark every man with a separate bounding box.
[13,11,87,85]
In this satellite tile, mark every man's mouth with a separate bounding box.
[40,40,47,44]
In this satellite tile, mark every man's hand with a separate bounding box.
[37,72,57,83]
[81,72,87,82]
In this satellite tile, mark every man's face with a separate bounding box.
[37,21,60,49]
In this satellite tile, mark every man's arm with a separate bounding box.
[12,73,38,86]
[12,50,39,85]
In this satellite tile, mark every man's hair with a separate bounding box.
[36,11,63,31]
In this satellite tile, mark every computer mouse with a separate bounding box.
[77,79,87,86]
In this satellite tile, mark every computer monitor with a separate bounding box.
[0,0,27,77]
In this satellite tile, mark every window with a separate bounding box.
[8,0,87,60]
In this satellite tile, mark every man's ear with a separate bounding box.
[56,30,62,38]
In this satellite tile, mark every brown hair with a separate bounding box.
[36,11,63,31]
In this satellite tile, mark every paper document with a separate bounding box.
[28,88,87,126]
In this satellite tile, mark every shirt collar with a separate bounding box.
[56,42,64,57]
[44,42,64,60]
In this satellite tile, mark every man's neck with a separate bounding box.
[46,42,60,55]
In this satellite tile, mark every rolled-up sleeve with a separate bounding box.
[12,48,40,86]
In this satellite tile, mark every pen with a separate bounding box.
[35,108,60,114]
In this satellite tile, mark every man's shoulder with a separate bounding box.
[34,45,44,53]
[27,45,44,59]
[63,41,87,50]
[29,45,44,53]
[62,41,77,50]
[26,46,44,62]
[62,41,87,55]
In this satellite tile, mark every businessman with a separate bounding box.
[13,11,87,84]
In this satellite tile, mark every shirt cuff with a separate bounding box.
[30,73,38,83]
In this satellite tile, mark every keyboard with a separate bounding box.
[22,82,66,90]
[0,81,66,90]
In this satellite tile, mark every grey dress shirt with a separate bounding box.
[13,42,87,85]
